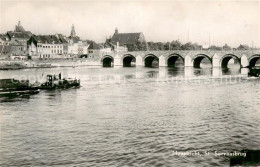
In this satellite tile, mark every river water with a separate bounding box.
[0,65,260,167]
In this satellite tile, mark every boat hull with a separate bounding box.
[0,89,40,97]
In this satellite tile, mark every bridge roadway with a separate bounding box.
[98,50,260,68]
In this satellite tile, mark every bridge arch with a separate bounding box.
[122,54,136,67]
[101,55,114,67]
[144,54,159,68]
[166,53,184,67]
[248,54,260,67]
[220,54,241,68]
[192,54,212,68]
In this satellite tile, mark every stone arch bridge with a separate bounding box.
[99,50,260,68]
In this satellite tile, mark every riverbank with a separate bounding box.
[0,58,101,70]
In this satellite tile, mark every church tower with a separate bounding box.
[70,24,76,37]
[115,27,118,34]
[14,20,25,32]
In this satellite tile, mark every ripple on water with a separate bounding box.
[0,67,260,166]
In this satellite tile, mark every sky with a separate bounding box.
[0,0,259,47]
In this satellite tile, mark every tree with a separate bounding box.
[223,44,231,50]
[209,45,222,50]
[193,43,202,50]
[136,42,147,51]
[164,42,171,50]
[157,42,164,50]
[181,42,194,50]
[237,44,250,50]
[171,40,182,50]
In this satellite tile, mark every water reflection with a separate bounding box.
[221,67,241,75]
[0,66,259,167]
[241,68,249,75]
[0,66,250,87]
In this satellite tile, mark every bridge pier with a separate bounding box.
[212,67,221,76]
[241,68,249,75]
[184,55,192,67]
[113,54,122,66]
[184,67,193,77]
[159,56,166,67]
[212,53,220,68]
[241,54,249,68]
[136,55,144,66]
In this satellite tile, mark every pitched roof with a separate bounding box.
[32,35,62,44]
[11,39,27,46]
[0,34,9,41]
[56,34,69,43]
[84,39,92,43]
[7,31,31,39]
[110,32,142,45]
[15,25,25,32]
[88,41,102,50]
[69,36,80,43]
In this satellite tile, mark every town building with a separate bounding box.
[105,28,146,52]
[0,34,11,57]
[88,41,102,55]
[55,34,69,55]
[27,35,65,59]
[0,34,9,45]
[68,24,89,56]
[6,21,32,58]
[87,41,113,59]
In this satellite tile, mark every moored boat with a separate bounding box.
[39,73,80,90]
[0,63,27,70]
[0,79,40,97]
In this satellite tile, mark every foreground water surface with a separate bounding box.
[0,66,260,166]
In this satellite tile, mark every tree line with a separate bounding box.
[126,40,253,51]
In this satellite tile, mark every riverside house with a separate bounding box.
[6,21,32,59]
[27,35,65,59]
[0,34,11,58]
[68,24,89,57]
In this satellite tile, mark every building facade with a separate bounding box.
[0,34,11,57]
[105,28,146,52]
[6,21,32,58]
[68,24,89,56]
[27,35,65,59]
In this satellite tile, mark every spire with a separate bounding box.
[115,27,118,34]
[14,20,25,32]
[70,24,76,37]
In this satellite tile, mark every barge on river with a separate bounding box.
[39,73,80,90]
[0,79,40,97]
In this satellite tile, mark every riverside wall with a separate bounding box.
[0,58,101,69]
